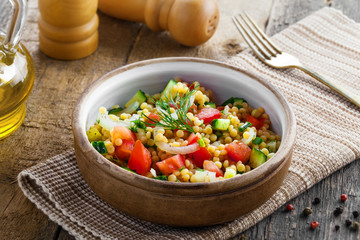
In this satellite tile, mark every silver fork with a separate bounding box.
[232,13,360,108]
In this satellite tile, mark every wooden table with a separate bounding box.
[1,0,359,239]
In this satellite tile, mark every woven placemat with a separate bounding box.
[18,7,360,240]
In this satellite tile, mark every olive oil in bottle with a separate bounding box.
[0,43,34,140]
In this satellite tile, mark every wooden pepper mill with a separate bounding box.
[98,0,220,46]
[38,0,99,60]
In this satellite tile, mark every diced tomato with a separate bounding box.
[187,133,200,145]
[146,113,161,125]
[156,154,185,175]
[225,141,251,164]
[244,115,265,130]
[196,108,221,124]
[112,126,136,143]
[188,104,197,114]
[217,106,225,111]
[203,160,223,177]
[128,140,152,175]
[115,140,135,160]
[189,147,212,167]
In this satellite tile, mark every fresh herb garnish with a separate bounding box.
[153,175,168,181]
[142,85,198,133]
[130,118,147,133]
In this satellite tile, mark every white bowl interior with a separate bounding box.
[79,61,287,138]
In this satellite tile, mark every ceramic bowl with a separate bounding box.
[72,57,296,227]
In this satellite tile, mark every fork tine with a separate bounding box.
[232,15,271,61]
[243,12,282,54]
[239,13,277,57]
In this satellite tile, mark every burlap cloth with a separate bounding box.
[18,7,360,240]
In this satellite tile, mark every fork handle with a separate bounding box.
[295,66,360,108]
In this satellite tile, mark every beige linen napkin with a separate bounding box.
[18,7,360,240]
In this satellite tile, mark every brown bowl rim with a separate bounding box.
[72,57,296,196]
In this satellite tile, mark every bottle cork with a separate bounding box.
[98,0,219,46]
[38,0,99,60]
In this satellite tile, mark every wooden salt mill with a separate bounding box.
[38,0,98,60]
[98,0,220,46]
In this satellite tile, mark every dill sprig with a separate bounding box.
[142,85,198,133]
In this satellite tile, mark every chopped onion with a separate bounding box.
[156,141,200,154]
[97,111,130,131]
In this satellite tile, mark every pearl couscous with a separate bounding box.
[86,78,281,182]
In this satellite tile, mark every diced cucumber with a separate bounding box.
[125,90,147,108]
[267,140,277,153]
[161,79,177,99]
[233,98,245,108]
[120,101,140,114]
[205,102,216,108]
[221,97,234,106]
[212,119,230,131]
[108,107,124,115]
[221,97,246,106]
[92,141,108,154]
[249,148,267,168]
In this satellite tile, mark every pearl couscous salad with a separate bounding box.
[86,78,281,183]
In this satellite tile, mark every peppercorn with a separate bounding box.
[340,194,347,202]
[286,204,294,211]
[353,211,359,218]
[303,207,312,216]
[313,197,321,205]
[345,220,352,227]
[335,225,340,231]
[310,221,319,229]
[353,221,359,230]
[334,206,344,216]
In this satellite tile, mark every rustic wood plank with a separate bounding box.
[127,0,274,63]
[0,0,142,238]
[1,0,359,239]
[234,0,360,239]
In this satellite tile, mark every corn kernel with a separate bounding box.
[213,157,220,162]
[194,118,202,126]
[225,136,232,144]
[223,160,229,168]
[185,159,191,168]
[168,174,177,182]
[190,175,197,183]
[182,174,190,182]
[230,129,238,138]
[140,102,148,109]
[120,113,129,120]
[237,162,245,172]
[176,130,184,138]
[218,144,225,150]
[243,132,250,139]
[214,150,220,157]
[106,144,115,154]
[215,161,222,169]
[210,134,217,142]
[193,126,200,132]
[114,138,123,146]
[204,127,212,135]
[172,142,181,147]
[208,145,215,153]
[155,133,164,142]
[157,128,165,134]
[261,148,269,156]
[99,107,107,114]
[180,168,189,176]
[245,165,251,172]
